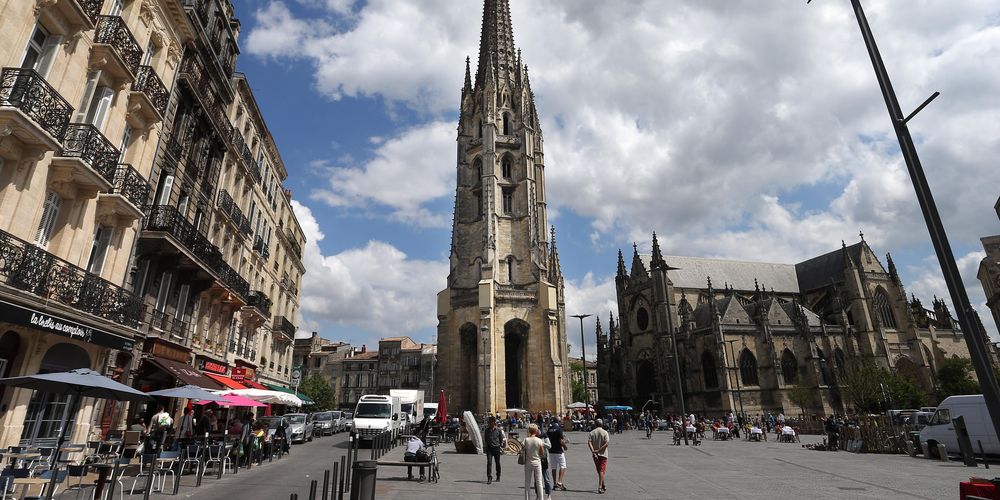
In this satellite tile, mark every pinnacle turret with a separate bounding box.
[463,56,472,94]
[650,232,666,270]
[475,0,517,88]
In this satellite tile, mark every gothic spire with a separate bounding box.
[549,225,562,279]
[842,240,856,269]
[886,252,900,284]
[616,249,627,278]
[475,0,516,88]
[463,56,472,94]
[630,242,648,280]
[650,232,666,270]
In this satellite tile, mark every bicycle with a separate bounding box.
[426,440,441,483]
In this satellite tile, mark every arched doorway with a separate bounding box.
[504,320,529,409]
[21,343,91,445]
[635,360,656,403]
[459,324,478,411]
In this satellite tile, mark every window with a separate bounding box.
[929,408,951,426]
[142,39,158,66]
[502,188,513,215]
[108,0,124,16]
[118,127,133,162]
[873,288,897,329]
[739,349,759,386]
[86,225,114,275]
[502,113,511,135]
[79,83,114,129]
[702,351,718,389]
[154,173,173,205]
[34,191,62,247]
[636,307,649,331]
[506,256,514,284]
[154,273,173,312]
[502,157,512,179]
[20,24,59,77]
[174,284,190,321]
[477,119,483,138]
[473,157,482,186]
[781,349,798,384]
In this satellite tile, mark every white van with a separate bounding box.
[353,394,402,441]
[920,395,1000,457]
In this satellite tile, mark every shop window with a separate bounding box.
[20,343,91,445]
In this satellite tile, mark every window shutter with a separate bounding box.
[74,72,100,123]
[155,174,174,206]
[34,191,62,247]
[87,225,114,275]
[155,272,173,312]
[87,86,115,129]
[36,35,62,79]
[175,284,191,321]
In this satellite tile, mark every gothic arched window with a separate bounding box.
[817,349,831,386]
[501,156,512,179]
[473,157,483,186]
[502,113,511,135]
[702,351,718,389]
[739,349,758,386]
[781,349,798,384]
[874,288,897,329]
[506,256,514,284]
[477,119,483,138]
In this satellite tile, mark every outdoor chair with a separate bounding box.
[59,465,95,500]
[153,451,180,492]
[127,454,157,495]
[202,445,232,476]
[0,468,30,500]
[105,457,133,500]
[23,468,68,499]
[180,445,202,475]
[27,448,54,475]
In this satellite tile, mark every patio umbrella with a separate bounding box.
[147,384,230,402]
[218,388,303,406]
[193,393,267,408]
[566,402,593,409]
[436,390,446,424]
[0,368,150,500]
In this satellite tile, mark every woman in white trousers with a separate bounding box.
[522,424,547,500]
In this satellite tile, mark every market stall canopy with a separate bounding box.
[604,405,634,411]
[566,402,593,409]
[147,385,230,402]
[219,388,302,406]
[264,383,315,405]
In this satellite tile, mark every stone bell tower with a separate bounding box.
[436,0,568,414]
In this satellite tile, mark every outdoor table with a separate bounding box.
[685,426,696,433]
[4,452,40,468]
[12,476,49,499]
[717,427,729,433]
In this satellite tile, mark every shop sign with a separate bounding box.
[147,339,189,363]
[198,359,228,374]
[231,367,247,381]
[0,298,134,351]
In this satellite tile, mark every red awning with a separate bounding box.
[205,373,247,390]
[147,357,224,390]
[242,379,268,390]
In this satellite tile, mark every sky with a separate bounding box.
[232,0,1000,358]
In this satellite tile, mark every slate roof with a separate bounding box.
[640,255,800,293]
[794,242,864,292]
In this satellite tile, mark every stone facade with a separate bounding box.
[568,357,598,404]
[0,0,189,448]
[436,0,569,414]
[980,196,1000,337]
[599,234,973,417]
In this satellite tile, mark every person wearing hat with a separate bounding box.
[588,418,610,494]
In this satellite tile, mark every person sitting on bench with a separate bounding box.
[404,434,430,480]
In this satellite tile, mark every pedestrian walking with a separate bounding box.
[484,416,506,484]
[539,425,553,500]
[521,424,546,500]
[588,418,610,494]
[548,420,568,490]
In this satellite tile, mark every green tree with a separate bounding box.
[936,356,981,402]
[838,356,925,413]
[298,374,337,411]
[570,361,586,402]
[787,386,816,417]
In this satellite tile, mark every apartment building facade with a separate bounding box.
[0,0,188,446]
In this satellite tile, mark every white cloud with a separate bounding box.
[291,201,449,336]
[308,121,456,228]
[905,250,998,339]
[564,273,619,361]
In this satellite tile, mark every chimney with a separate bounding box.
[361,344,367,353]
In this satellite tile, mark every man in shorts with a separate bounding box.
[588,419,610,494]
[548,420,568,490]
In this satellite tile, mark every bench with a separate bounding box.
[377,460,432,481]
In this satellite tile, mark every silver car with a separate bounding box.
[312,411,344,435]
[284,413,314,443]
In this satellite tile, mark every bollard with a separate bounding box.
[322,469,330,500]
[980,440,990,469]
[308,479,318,500]
[921,441,931,458]
[339,456,347,500]
[349,460,377,500]
[937,443,949,462]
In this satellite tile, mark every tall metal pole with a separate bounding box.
[481,325,488,417]
[812,0,1000,443]
[571,314,593,414]
[722,338,745,423]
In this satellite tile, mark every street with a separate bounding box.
[170,429,979,500]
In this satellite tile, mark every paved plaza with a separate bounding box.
[168,430,982,500]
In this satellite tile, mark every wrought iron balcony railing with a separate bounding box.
[80,0,103,23]
[246,290,272,317]
[149,309,190,343]
[60,123,119,183]
[273,316,296,337]
[94,15,143,77]
[0,228,144,329]
[216,189,252,236]
[109,164,150,209]
[283,228,302,260]
[132,65,168,116]
[144,205,250,299]
[0,67,73,141]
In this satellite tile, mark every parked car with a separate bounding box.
[284,413,315,443]
[312,411,345,436]
[330,410,346,433]
[344,411,354,432]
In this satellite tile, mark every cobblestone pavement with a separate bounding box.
[171,430,981,499]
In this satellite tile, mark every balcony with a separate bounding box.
[51,123,118,198]
[216,189,252,237]
[143,205,250,299]
[0,228,144,329]
[0,68,73,154]
[36,0,101,40]
[178,56,231,140]
[97,164,149,225]
[128,65,168,126]
[91,15,143,84]
[148,309,191,345]
[252,236,269,262]
[273,316,297,338]
[243,290,272,324]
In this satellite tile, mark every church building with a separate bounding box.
[436,0,569,414]
[599,233,974,416]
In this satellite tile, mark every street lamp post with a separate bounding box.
[571,314,593,415]
[720,338,745,423]
[810,0,1000,445]
[480,324,489,417]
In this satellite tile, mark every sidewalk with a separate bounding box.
[372,430,979,499]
